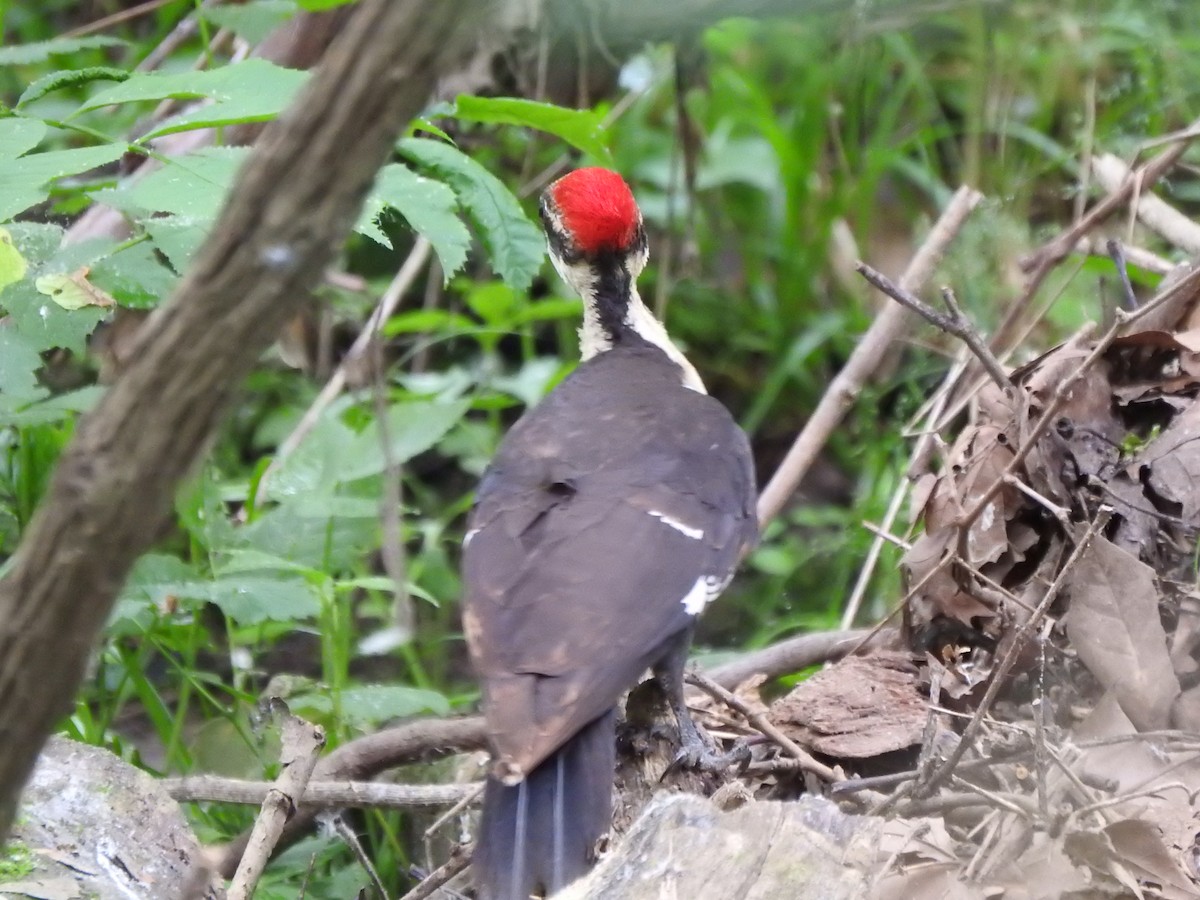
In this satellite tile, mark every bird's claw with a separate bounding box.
[671,733,751,775]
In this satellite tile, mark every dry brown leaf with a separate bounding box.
[1106,818,1200,899]
[1065,537,1180,731]
[1133,401,1200,521]
[902,531,996,632]
[925,425,1019,566]
[769,652,927,759]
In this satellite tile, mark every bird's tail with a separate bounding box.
[473,709,616,900]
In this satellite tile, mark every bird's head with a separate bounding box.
[538,167,705,391]
[540,167,648,298]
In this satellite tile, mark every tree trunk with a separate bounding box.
[0,0,491,840]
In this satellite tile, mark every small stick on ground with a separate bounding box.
[227,701,326,900]
[684,671,839,782]
[167,775,479,809]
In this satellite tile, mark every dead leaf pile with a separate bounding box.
[661,287,1200,896]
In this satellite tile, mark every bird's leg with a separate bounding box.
[654,628,750,772]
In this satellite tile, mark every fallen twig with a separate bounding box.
[685,671,840,782]
[1093,153,1200,255]
[168,775,479,808]
[228,703,326,900]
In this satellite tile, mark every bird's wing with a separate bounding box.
[463,483,748,774]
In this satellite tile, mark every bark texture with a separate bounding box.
[0,0,490,840]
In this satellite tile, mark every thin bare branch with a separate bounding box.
[756,185,983,526]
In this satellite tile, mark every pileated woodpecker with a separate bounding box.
[462,168,757,900]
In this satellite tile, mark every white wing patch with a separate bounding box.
[463,527,480,547]
[647,509,704,541]
[680,574,731,615]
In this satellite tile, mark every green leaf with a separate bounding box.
[0,327,45,402]
[399,137,543,291]
[18,67,129,108]
[464,280,518,325]
[382,308,476,336]
[4,222,66,265]
[0,143,127,223]
[0,386,103,428]
[295,0,359,8]
[201,0,299,44]
[269,413,357,499]
[97,147,247,220]
[358,163,470,277]
[238,505,377,571]
[214,548,313,576]
[0,228,29,292]
[452,95,612,164]
[0,35,127,66]
[337,398,471,483]
[77,60,309,140]
[3,281,108,355]
[328,684,450,726]
[0,118,47,159]
[491,357,561,407]
[89,241,178,308]
[165,576,321,624]
[141,215,208,273]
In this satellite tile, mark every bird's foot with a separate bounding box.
[672,730,751,774]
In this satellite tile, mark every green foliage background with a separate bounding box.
[2,0,1199,894]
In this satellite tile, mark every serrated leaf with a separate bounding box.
[238,507,377,571]
[89,241,178,307]
[296,0,359,8]
[0,143,127,223]
[214,548,313,576]
[141,215,209,273]
[0,118,47,159]
[97,147,248,220]
[330,684,450,726]
[36,268,116,310]
[0,228,29,292]
[201,0,299,44]
[3,281,108,355]
[269,413,358,499]
[4,222,66,265]
[165,576,321,624]
[18,67,128,108]
[0,35,127,66]
[358,163,470,277]
[77,59,309,139]
[337,398,471,483]
[452,95,612,163]
[0,326,45,402]
[399,137,543,291]
[0,386,104,428]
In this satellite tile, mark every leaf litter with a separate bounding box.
[645,195,1200,899]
